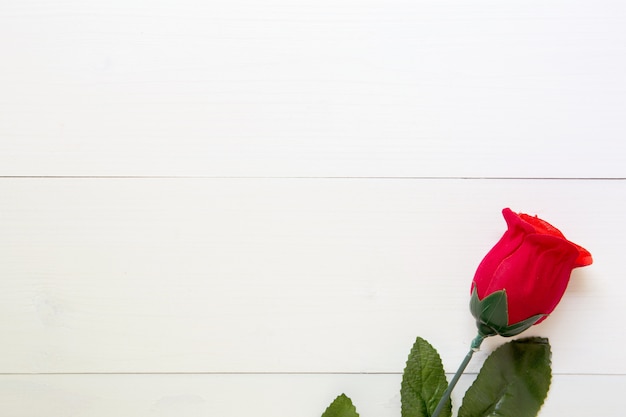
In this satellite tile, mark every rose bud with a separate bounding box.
[470,208,592,337]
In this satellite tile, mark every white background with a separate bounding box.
[1,1,624,415]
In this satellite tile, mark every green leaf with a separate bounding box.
[470,289,509,331]
[470,289,544,337]
[321,394,359,417]
[401,337,451,417]
[458,337,552,417]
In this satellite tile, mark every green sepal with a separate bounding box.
[458,337,552,417]
[470,288,544,337]
[321,394,359,417]
[401,337,451,417]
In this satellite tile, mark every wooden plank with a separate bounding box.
[1,1,625,177]
[0,373,621,417]
[0,178,620,374]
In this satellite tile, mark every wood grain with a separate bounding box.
[1,1,624,415]
[0,373,621,417]
[1,1,625,177]
[0,178,619,375]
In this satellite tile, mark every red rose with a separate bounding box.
[470,208,592,337]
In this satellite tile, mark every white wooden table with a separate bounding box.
[1,1,624,415]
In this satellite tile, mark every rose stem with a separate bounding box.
[431,333,486,417]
